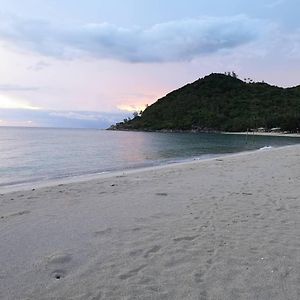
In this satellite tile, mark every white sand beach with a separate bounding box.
[0,145,300,300]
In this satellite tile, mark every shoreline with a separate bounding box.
[1,144,299,299]
[108,127,300,138]
[222,131,300,138]
[0,144,295,194]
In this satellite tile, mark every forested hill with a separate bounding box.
[109,73,300,132]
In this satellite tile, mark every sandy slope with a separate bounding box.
[0,145,300,300]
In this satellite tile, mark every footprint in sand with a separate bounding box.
[131,226,142,232]
[143,245,161,258]
[52,269,67,280]
[93,228,112,237]
[46,252,72,280]
[173,235,198,242]
[129,249,144,257]
[194,270,205,283]
[155,192,168,196]
[1,210,31,220]
[47,253,72,264]
[276,206,287,212]
[119,264,147,280]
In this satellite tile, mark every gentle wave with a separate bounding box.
[258,146,273,150]
[0,127,298,190]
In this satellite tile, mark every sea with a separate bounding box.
[0,127,299,191]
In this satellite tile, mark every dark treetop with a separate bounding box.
[109,73,300,132]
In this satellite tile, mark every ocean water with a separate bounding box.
[0,127,299,190]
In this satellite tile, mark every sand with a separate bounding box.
[0,145,299,300]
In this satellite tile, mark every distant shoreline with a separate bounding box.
[222,131,300,138]
[108,127,300,138]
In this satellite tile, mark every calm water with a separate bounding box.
[0,127,299,190]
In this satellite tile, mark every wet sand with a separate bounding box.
[0,145,300,299]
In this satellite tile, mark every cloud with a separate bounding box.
[27,60,51,71]
[265,0,285,8]
[0,109,128,128]
[117,103,147,112]
[283,29,300,59]
[0,84,39,91]
[0,14,264,63]
[49,111,103,121]
[0,94,41,109]
[260,25,300,60]
[0,119,35,127]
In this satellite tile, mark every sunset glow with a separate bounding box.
[0,119,34,127]
[0,0,299,128]
[117,103,148,113]
[0,95,40,110]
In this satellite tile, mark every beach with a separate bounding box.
[1,145,299,300]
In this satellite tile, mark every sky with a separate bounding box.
[0,0,299,128]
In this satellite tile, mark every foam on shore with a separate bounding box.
[1,144,294,194]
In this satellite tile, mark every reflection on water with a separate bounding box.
[0,127,299,188]
[117,130,151,162]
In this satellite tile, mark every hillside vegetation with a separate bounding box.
[110,73,300,132]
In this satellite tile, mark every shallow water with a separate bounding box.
[0,127,299,189]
